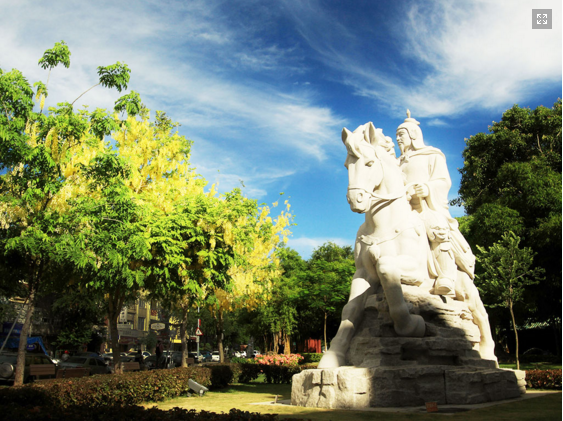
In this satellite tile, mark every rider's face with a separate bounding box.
[396,129,411,154]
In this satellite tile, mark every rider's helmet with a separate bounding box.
[396,110,425,150]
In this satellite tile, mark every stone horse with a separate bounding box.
[318,123,496,369]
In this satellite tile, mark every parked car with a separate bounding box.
[522,348,552,356]
[144,354,174,370]
[0,352,56,383]
[188,352,201,363]
[58,355,111,375]
[102,353,134,368]
[253,350,261,357]
[211,351,220,362]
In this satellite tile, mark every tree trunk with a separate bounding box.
[509,300,520,370]
[324,311,328,353]
[273,331,279,354]
[216,309,224,363]
[284,333,291,355]
[180,308,188,367]
[14,288,36,386]
[108,292,123,374]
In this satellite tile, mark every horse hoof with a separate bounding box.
[395,314,426,337]
[318,351,346,369]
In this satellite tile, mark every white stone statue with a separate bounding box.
[318,115,496,369]
[293,115,524,408]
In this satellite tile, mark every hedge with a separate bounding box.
[525,369,562,390]
[0,405,298,421]
[0,366,212,409]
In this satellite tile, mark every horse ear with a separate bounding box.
[368,122,377,146]
[341,127,352,143]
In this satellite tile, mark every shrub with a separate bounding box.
[230,357,252,364]
[208,364,235,389]
[0,404,289,421]
[0,367,212,409]
[300,353,323,364]
[253,354,304,384]
[255,353,303,366]
[525,369,562,390]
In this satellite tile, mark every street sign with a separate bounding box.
[151,322,165,330]
[195,327,203,336]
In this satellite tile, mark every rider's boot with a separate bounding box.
[433,276,456,296]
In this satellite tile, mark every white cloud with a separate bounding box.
[283,0,562,118]
[0,0,347,202]
[427,118,448,127]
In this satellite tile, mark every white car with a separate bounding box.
[211,351,220,362]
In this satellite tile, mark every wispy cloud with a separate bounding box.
[282,0,562,118]
[1,0,346,201]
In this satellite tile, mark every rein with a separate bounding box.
[348,185,405,202]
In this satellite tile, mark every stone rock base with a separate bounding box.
[291,366,526,408]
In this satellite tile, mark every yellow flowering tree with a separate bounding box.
[207,199,293,362]
[0,41,137,385]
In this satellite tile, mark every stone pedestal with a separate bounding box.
[291,286,526,408]
[292,366,526,408]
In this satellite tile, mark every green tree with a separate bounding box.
[248,245,307,353]
[455,101,562,341]
[306,242,354,352]
[476,232,544,369]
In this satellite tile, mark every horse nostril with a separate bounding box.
[347,195,351,204]
[356,192,363,203]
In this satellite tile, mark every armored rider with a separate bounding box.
[396,111,475,296]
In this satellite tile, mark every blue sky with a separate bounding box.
[1,0,561,259]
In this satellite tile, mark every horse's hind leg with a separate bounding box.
[318,271,372,369]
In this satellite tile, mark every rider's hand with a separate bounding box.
[414,184,429,198]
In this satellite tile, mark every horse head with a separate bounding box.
[342,122,385,214]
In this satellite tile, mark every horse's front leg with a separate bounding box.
[318,269,373,369]
[376,255,426,337]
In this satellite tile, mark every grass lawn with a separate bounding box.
[145,382,562,421]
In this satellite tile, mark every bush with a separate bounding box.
[0,405,290,421]
[253,354,304,384]
[300,353,323,364]
[255,353,303,366]
[526,369,562,390]
[229,357,251,364]
[207,364,235,389]
[0,367,212,409]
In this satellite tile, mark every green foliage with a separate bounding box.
[38,40,71,70]
[456,101,562,331]
[114,91,142,117]
[97,62,131,93]
[525,369,562,390]
[476,231,544,309]
[300,353,323,364]
[0,367,212,408]
[89,108,121,140]
[47,289,107,349]
[0,405,281,421]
